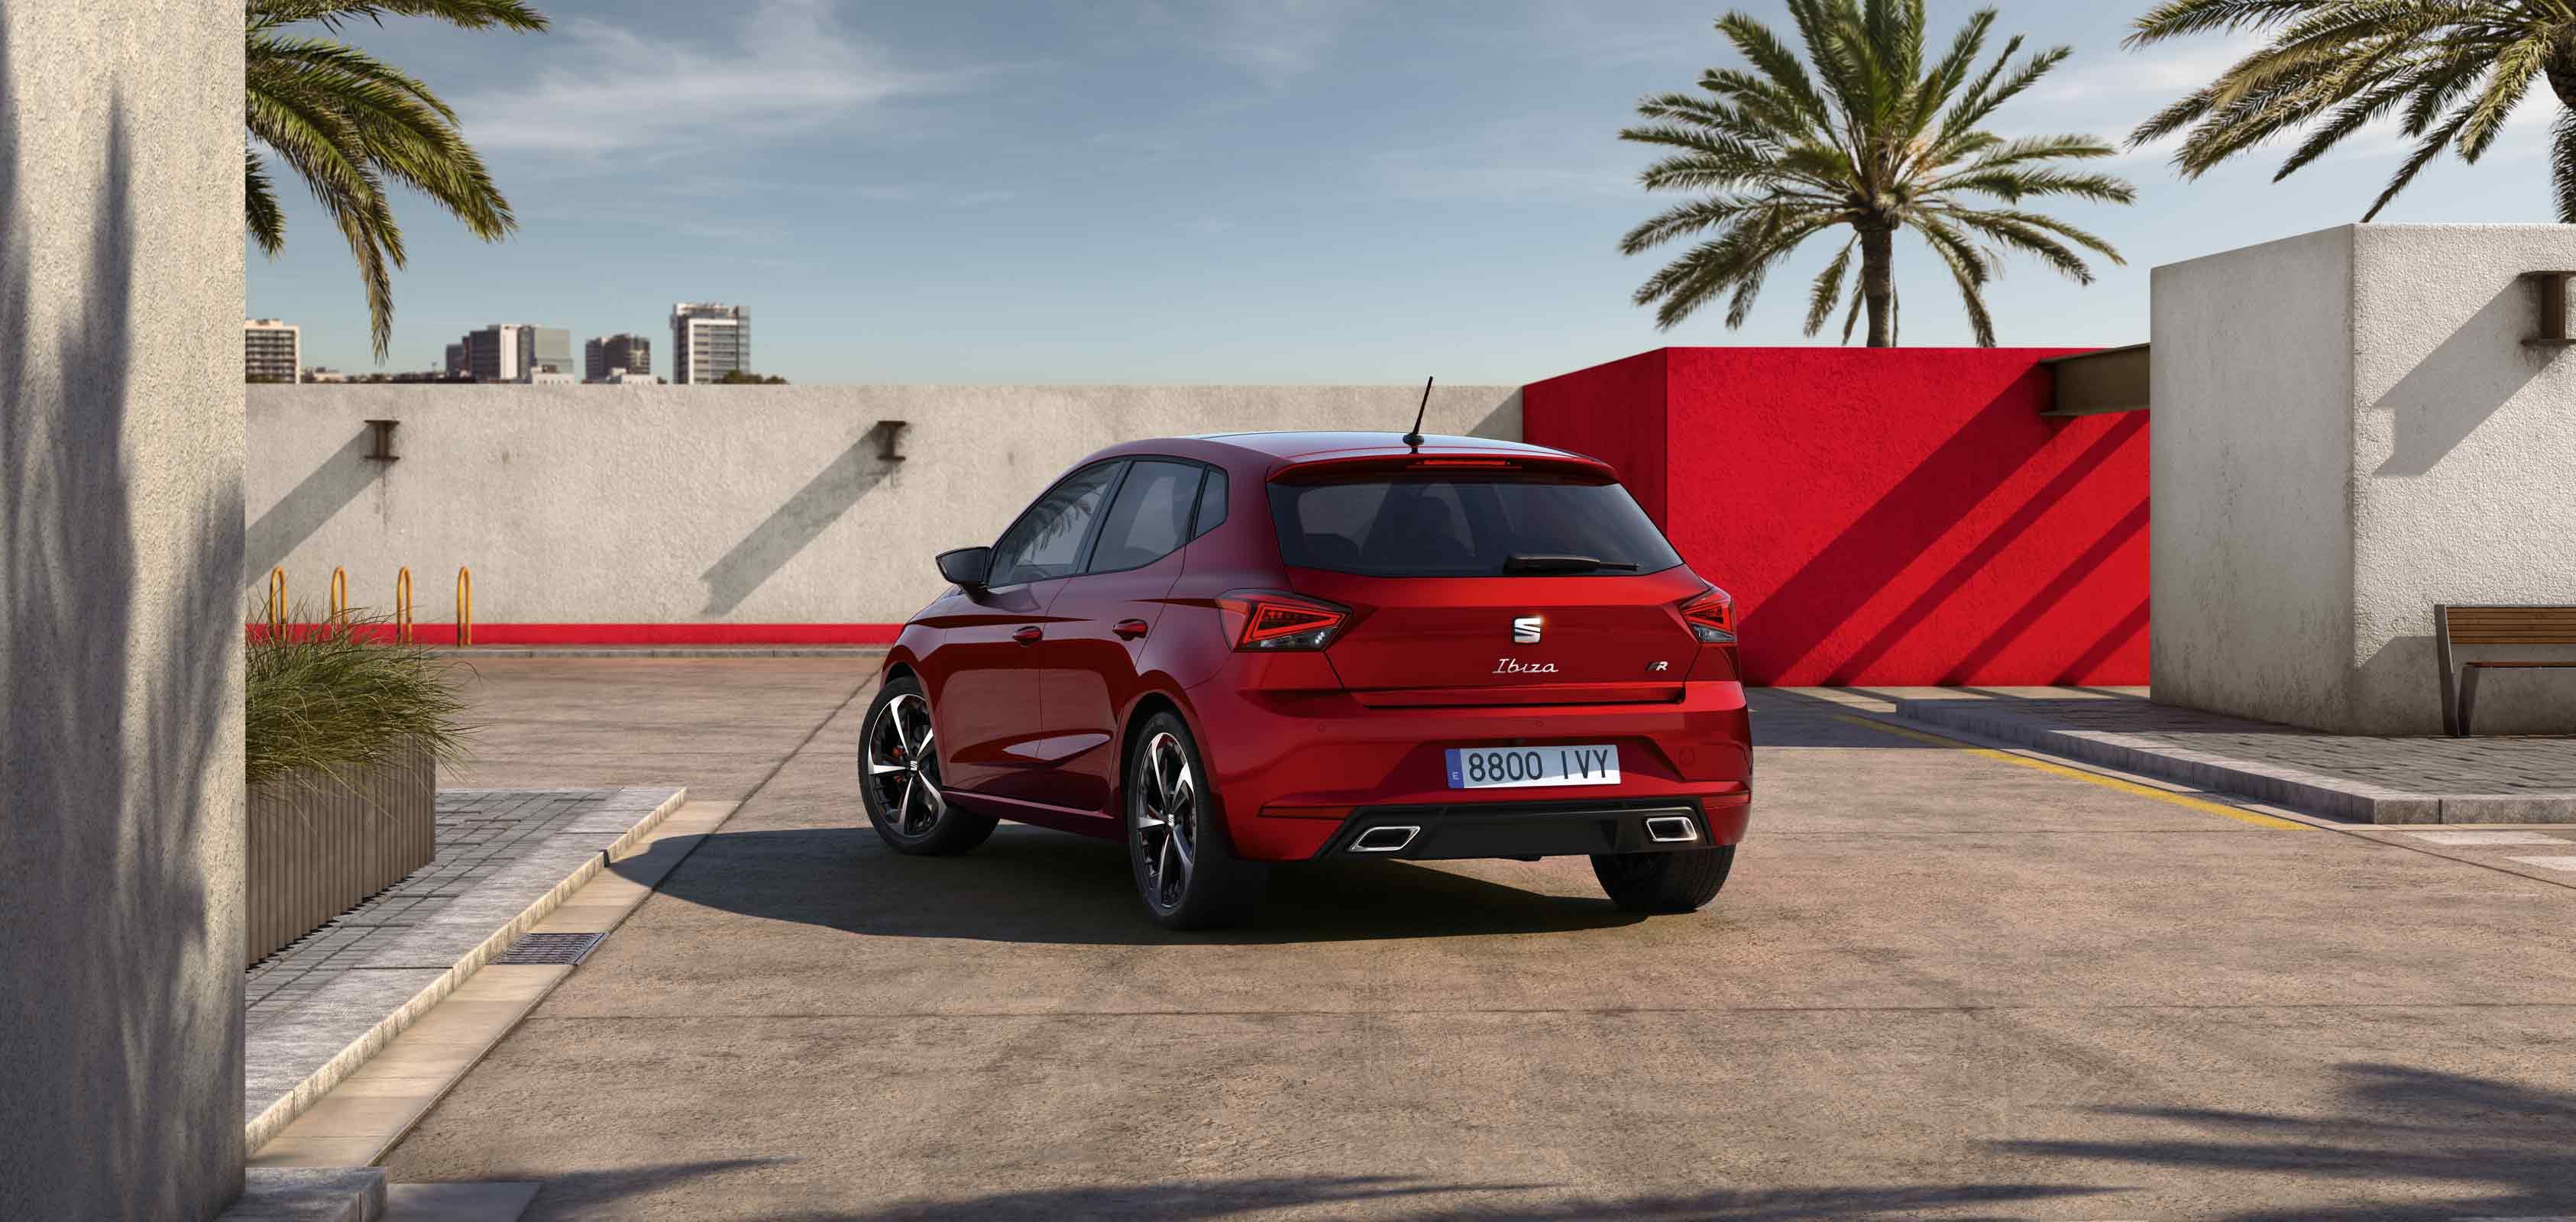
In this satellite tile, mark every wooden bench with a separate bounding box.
[2435,605,2576,736]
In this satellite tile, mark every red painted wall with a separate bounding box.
[1524,348,2147,687]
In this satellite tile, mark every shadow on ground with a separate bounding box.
[613,823,1652,946]
[506,1064,2576,1220]
[1747,687,1947,748]
[811,1178,2105,1222]
[1997,1062,2576,1220]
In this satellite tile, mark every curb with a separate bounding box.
[1892,699,2576,825]
[243,787,688,1153]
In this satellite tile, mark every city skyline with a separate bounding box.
[244,1,2571,383]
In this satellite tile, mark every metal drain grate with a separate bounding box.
[490,931,607,965]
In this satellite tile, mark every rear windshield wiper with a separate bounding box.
[1503,554,1639,574]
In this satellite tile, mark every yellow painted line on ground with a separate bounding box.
[1829,713,2309,830]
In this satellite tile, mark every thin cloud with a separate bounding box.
[2038,35,2264,104]
[1129,0,1359,86]
[457,0,972,157]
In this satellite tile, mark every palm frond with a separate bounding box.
[2127,0,2336,47]
[2128,0,2565,218]
[1803,237,1858,335]
[243,0,542,359]
[246,146,283,255]
[250,0,548,35]
[1917,218,1997,346]
[2553,107,2576,222]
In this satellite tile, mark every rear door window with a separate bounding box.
[1269,475,1681,577]
[1087,460,1205,574]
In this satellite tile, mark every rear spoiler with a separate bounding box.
[1268,451,1616,484]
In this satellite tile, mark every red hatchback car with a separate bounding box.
[860,431,1752,928]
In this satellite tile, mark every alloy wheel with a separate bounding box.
[1133,730,1197,910]
[865,692,943,836]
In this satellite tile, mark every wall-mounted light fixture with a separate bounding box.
[872,419,910,463]
[2521,271,2576,348]
[364,419,400,461]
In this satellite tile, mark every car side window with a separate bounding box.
[1087,461,1205,574]
[1191,467,1228,539]
[989,461,1125,587]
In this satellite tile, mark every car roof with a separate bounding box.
[1180,431,1578,463]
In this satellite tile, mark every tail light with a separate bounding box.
[1679,587,1735,644]
[1217,590,1351,651]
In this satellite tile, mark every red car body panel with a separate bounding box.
[882,432,1755,862]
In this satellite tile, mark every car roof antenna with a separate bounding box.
[1402,376,1433,448]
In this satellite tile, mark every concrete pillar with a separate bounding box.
[2153,225,2576,735]
[0,2,248,1218]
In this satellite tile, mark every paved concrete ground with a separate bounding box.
[440,657,878,799]
[388,668,2576,1220]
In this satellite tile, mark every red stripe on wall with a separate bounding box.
[251,623,903,645]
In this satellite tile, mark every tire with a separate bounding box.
[1591,845,1734,913]
[1125,712,1267,929]
[859,674,996,855]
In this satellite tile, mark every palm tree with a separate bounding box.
[2126,1,2576,221]
[247,0,547,360]
[1619,0,2135,347]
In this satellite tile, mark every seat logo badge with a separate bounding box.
[1493,658,1558,674]
[1511,616,1542,645]
[1648,661,1669,672]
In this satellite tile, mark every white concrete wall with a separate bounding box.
[2154,224,2576,734]
[2151,227,2358,730]
[248,384,1519,625]
[0,2,247,1217]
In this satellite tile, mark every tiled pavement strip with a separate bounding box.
[1892,687,2576,823]
[248,791,620,1028]
[241,787,686,1155]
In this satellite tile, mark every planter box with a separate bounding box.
[245,740,436,967]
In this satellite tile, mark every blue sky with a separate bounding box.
[248,0,2566,383]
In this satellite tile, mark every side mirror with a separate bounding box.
[936,545,994,591]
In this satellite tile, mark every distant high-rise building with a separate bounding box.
[458,324,573,383]
[520,327,573,382]
[444,342,468,377]
[245,319,299,383]
[671,302,750,384]
[585,333,652,383]
[461,325,519,382]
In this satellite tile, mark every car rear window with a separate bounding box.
[1267,475,1682,577]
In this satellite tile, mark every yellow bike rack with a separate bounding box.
[394,567,414,645]
[267,567,288,638]
[328,566,349,628]
[455,566,473,647]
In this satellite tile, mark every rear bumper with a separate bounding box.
[1182,671,1754,862]
[1322,794,1746,861]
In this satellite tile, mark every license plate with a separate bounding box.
[1445,745,1620,789]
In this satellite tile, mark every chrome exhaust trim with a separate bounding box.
[1642,815,1700,843]
[1350,825,1421,853]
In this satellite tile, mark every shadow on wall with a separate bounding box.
[247,427,385,579]
[1466,388,1522,441]
[1739,400,2147,687]
[701,433,898,614]
[0,29,245,1219]
[2371,277,2551,477]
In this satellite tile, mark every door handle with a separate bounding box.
[1112,619,1150,641]
[1012,626,1042,645]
